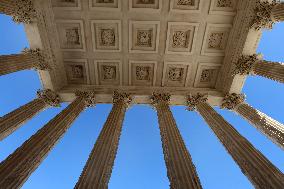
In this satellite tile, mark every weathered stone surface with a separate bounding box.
[153,93,202,189]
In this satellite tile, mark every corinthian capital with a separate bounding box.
[221,93,245,110]
[23,48,50,70]
[12,0,37,24]
[113,91,132,107]
[186,93,208,111]
[150,93,171,106]
[251,0,278,30]
[37,89,60,107]
[75,91,96,107]
[232,54,260,76]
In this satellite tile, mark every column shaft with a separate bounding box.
[0,96,86,189]
[156,101,202,189]
[197,102,284,189]
[75,100,127,189]
[0,53,38,76]
[253,60,284,83]
[272,3,284,21]
[0,98,46,141]
[236,103,284,150]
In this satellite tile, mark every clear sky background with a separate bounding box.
[0,14,284,189]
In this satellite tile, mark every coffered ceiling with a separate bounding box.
[26,0,257,105]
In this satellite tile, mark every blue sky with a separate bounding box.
[0,14,284,189]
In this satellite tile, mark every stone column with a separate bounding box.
[0,0,36,23]
[233,54,284,83]
[0,91,95,189]
[0,89,60,141]
[251,1,284,30]
[75,91,131,189]
[272,2,284,21]
[0,49,49,76]
[221,93,284,150]
[187,94,284,189]
[151,93,202,189]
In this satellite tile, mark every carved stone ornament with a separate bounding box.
[251,0,278,30]
[75,91,96,107]
[200,69,214,83]
[100,29,116,46]
[150,93,171,105]
[113,91,132,106]
[177,0,194,6]
[232,54,259,76]
[217,0,233,8]
[102,65,117,80]
[11,0,37,24]
[136,66,150,81]
[187,93,208,111]
[65,28,80,45]
[22,48,50,70]
[168,68,183,81]
[208,32,224,49]
[172,31,188,48]
[137,0,155,4]
[37,89,60,107]
[137,30,152,47]
[221,93,245,110]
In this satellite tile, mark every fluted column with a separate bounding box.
[272,2,284,21]
[0,91,95,189]
[251,1,284,30]
[151,93,202,189]
[0,89,60,141]
[0,0,36,23]
[233,54,284,83]
[221,93,284,150]
[0,49,49,76]
[187,94,284,189]
[75,91,131,189]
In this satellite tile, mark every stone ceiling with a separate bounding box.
[25,0,260,105]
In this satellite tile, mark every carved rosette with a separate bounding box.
[113,91,132,107]
[221,93,245,110]
[150,93,171,106]
[12,0,37,24]
[37,89,60,107]
[232,54,259,76]
[22,48,50,70]
[75,91,96,107]
[186,93,208,111]
[251,1,277,30]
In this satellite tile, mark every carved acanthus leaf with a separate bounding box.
[37,89,60,107]
[75,91,96,107]
[232,54,259,76]
[22,48,51,70]
[151,93,171,105]
[113,91,132,106]
[12,0,37,24]
[251,1,278,30]
[187,93,208,111]
[221,93,245,110]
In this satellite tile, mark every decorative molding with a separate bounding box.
[221,93,245,110]
[251,1,277,30]
[187,93,208,111]
[75,91,96,107]
[113,91,132,106]
[165,22,199,55]
[11,0,37,24]
[56,20,86,51]
[150,93,171,105]
[129,61,157,86]
[91,20,122,52]
[129,21,160,53]
[201,24,232,56]
[170,0,201,13]
[232,54,259,75]
[37,89,60,107]
[22,48,50,70]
